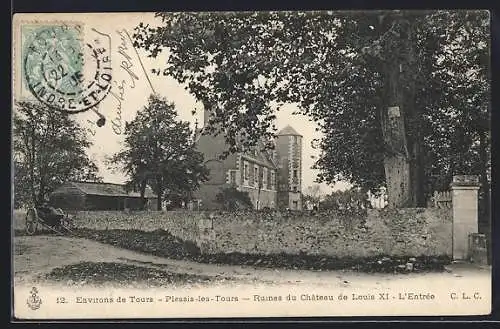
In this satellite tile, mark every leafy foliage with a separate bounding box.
[109,94,209,210]
[215,187,253,211]
[302,194,317,210]
[303,184,322,210]
[133,10,490,206]
[420,13,491,224]
[13,101,100,208]
[415,12,490,191]
[320,188,372,211]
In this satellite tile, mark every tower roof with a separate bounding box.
[277,125,302,137]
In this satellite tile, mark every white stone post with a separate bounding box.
[450,175,480,261]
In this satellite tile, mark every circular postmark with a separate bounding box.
[23,24,112,114]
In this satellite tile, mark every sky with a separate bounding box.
[14,13,352,196]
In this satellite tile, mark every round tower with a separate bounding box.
[276,125,303,210]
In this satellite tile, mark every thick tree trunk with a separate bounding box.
[379,13,421,208]
[157,192,162,211]
[381,61,412,208]
[406,56,426,206]
[403,18,425,207]
[29,125,37,205]
[410,137,426,207]
[156,175,163,211]
[478,130,490,232]
[478,130,491,265]
[37,180,45,204]
[140,180,147,210]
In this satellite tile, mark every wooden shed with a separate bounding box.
[49,181,157,211]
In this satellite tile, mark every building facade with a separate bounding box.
[194,109,303,210]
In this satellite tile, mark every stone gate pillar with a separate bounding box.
[451,175,480,261]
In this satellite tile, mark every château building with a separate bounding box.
[193,108,303,210]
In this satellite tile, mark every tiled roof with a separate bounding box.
[66,181,156,198]
[196,128,278,169]
[278,125,302,136]
[241,150,276,169]
[241,138,278,169]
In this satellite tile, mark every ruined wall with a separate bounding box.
[70,208,452,258]
[198,208,452,257]
[72,211,203,244]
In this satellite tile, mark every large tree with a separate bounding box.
[109,94,209,210]
[13,101,101,208]
[425,13,490,226]
[133,10,490,208]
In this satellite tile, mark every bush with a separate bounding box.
[215,187,253,210]
[74,228,201,259]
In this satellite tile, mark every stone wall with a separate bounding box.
[71,207,452,258]
[72,211,203,244]
[198,208,452,257]
[13,209,26,231]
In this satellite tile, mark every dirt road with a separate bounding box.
[14,235,491,290]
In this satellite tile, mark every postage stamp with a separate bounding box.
[11,11,492,320]
[20,22,112,113]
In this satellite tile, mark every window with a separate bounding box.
[254,165,259,185]
[230,170,236,186]
[293,169,298,179]
[262,167,268,189]
[244,162,249,181]
[270,171,276,190]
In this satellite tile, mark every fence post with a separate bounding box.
[450,175,480,261]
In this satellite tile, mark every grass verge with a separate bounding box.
[45,261,226,287]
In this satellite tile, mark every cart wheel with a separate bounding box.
[25,208,38,235]
[61,215,73,230]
